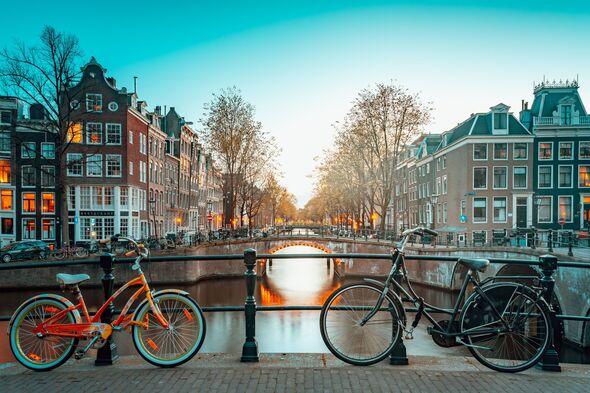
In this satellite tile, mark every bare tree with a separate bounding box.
[0,26,84,245]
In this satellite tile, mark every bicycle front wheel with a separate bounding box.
[9,297,78,371]
[320,283,403,366]
[132,292,206,367]
[460,283,551,373]
[75,247,88,258]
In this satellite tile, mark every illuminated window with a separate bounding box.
[22,219,35,239]
[1,217,13,234]
[67,123,83,143]
[539,142,552,160]
[1,189,13,210]
[559,196,572,222]
[580,142,590,159]
[559,142,573,160]
[22,192,35,213]
[86,123,102,144]
[0,160,10,183]
[42,193,55,213]
[580,166,590,187]
[42,219,55,239]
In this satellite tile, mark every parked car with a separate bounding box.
[1,240,50,263]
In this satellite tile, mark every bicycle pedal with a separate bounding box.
[74,350,85,360]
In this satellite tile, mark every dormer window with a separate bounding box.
[561,105,572,125]
[86,93,102,112]
[493,112,507,130]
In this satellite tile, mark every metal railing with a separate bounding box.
[533,116,590,126]
[1,251,589,370]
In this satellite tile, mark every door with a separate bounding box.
[583,195,590,230]
[68,223,75,245]
[516,197,528,228]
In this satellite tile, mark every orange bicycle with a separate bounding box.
[7,235,206,371]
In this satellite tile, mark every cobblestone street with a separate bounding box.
[1,354,588,393]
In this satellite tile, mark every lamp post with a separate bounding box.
[430,194,439,230]
[148,198,157,239]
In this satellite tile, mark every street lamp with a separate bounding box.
[430,194,439,230]
[149,198,157,239]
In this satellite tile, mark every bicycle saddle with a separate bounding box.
[457,258,489,273]
[56,273,90,285]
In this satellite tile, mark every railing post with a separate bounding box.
[548,229,553,252]
[537,254,561,372]
[568,231,574,257]
[390,254,409,366]
[241,248,259,362]
[531,227,537,250]
[95,253,119,366]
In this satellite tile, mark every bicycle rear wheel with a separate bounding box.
[9,298,78,371]
[460,283,550,373]
[75,247,89,258]
[132,292,206,367]
[320,283,403,366]
[53,249,66,260]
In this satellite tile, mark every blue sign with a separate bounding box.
[74,216,79,224]
[459,215,468,223]
[90,218,96,225]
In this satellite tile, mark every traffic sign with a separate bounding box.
[207,214,213,222]
[90,218,96,225]
[459,215,468,223]
[74,216,79,224]
[558,217,566,226]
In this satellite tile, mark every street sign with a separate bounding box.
[74,216,79,224]
[207,214,213,222]
[90,218,96,225]
[459,215,468,223]
[558,217,566,226]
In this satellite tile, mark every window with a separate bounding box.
[21,142,35,158]
[513,167,527,189]
[66,153,83,176]
[106,154,122,177]
[68,186,75,210]
[473,144,487,160]
[493,143,507,159]
[129,130,133,144]
[0,160,11,183]
[86,154,103,177]
[473,167,487,189]
[86,93,102,112]
[539,142,553,160]
[80,186,91,209]
[559,166,573,188]
[86,123,102,144]
[22,219,35,239]
[0,110,12,124]
[67,123,82,143]
[561,105,572,125]
[460,200,466,216]
[129,161,133,176]
[40,143,55,159]
[42,218,55,239]
[580,142,590,159]
[538,166,552,188]
[442,175,447,194]
[41,193,55,213]
[537,196,552,223]
[41,166,55,187]
[22,192,35,213]
[1,217,13,234]
[559,142,573,160]
[106,124,122,145]
[473,198,487,223]
[493,167,507,189]
[493,197,507,223]
[0,132,10,154]
[559,196,573,222]
[140,133,147,154]
[22,166,35,186]
[494,113,507,130]
[580,166,590,187]
[1,189,13,210]
[513,143,528,160]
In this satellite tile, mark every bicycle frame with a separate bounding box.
[32,271,169,339]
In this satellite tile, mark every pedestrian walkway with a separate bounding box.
[1,353,588,393]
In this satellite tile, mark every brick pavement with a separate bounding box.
[1,354,589,393]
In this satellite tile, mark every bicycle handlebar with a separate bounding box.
[402,226,438,238]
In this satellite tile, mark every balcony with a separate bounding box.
[534,116,590,127]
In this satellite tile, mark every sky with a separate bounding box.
[2,1,590,207]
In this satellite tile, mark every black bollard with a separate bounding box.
[241,248,259,362]
[568,231,574,257]
[548,229,553,252]
[537,254,561,372]
[390,254,409,366]
[96,253,119,365]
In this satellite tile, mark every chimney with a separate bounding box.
[155,106,161,115]
[29,103,47,120]
[106,77,116,88]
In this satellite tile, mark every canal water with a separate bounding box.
[0,245,587,364]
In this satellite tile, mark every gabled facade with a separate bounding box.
[521,80,590,231]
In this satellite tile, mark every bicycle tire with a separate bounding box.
[460,282,551,373]
[75,247,89,258]
[53,249,66,260]
[132,292,206,367]
[320,282,403,366]
[9,297,78,371]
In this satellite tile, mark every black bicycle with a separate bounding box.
[320,226,552,372]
